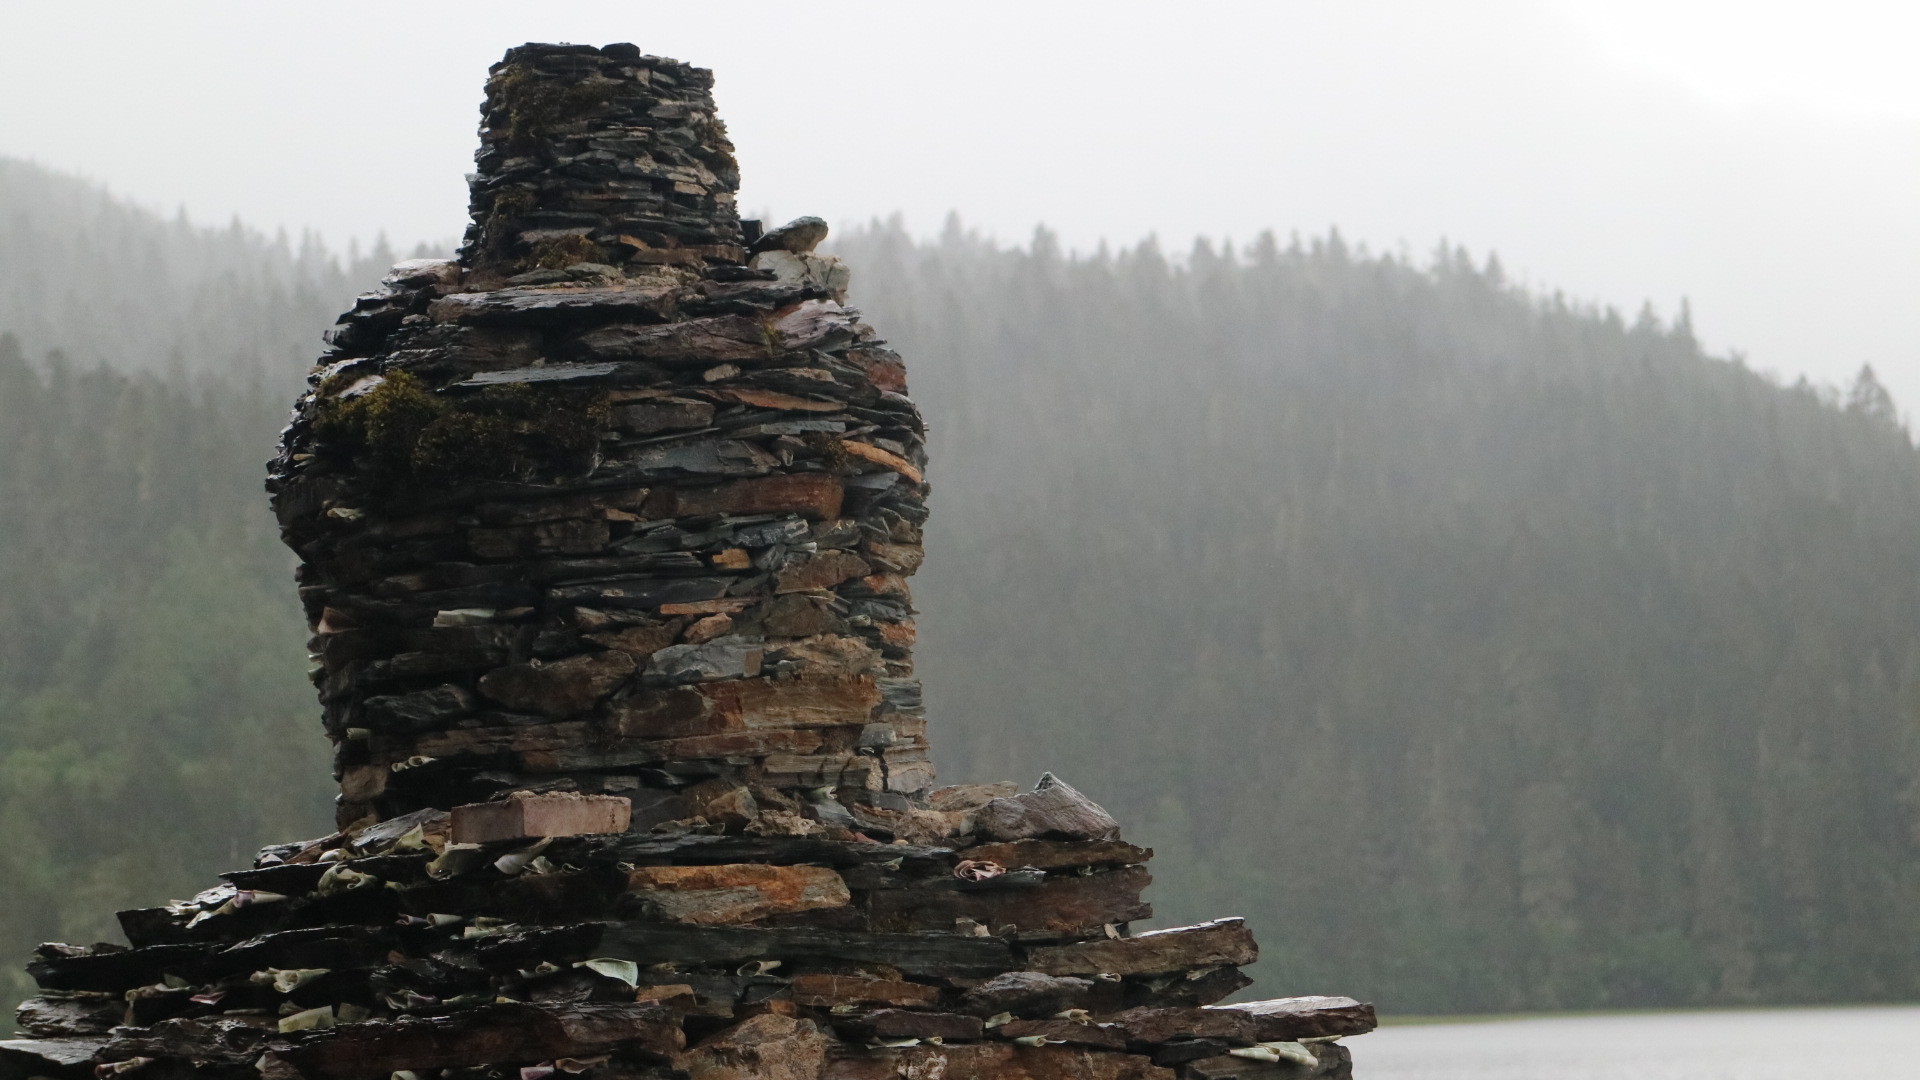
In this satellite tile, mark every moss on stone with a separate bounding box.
[802,431,858,473]
[312,373,609,485]
[490,63,612,153]
[311,371,444,476]
[480,188,538,262]
[523,234,608,270]
[411,384,611,484]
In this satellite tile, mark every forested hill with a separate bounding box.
[831,223,1920,1011]
[4,180,1920,1018]
[0,341,333,1015]
[0,158,415,376]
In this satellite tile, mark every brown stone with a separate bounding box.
[771,636,881,677]
[703,674,882,730]
[617,399,715,434]
[426,285,678,326]
[773,302,862,353]
[573,315,778,365]
[743,595,845,638]
[1026,919,1257,976]
[677,1013,828,1080]
[876,758,937,793]
[1149,1039,1234,1068]
[12,995,120,1037]
[739,999,803,1020]
[837,440,923,484]
[611,676,878,740]
[269,1002,680,1080]
[469,519,609,560]
[450,792,632,844]
[627,863,850,924]
[832,1009,983,1043]
[610,687,727,739]
[956,972,1104,1019]
[659,729,827,760]
[685,613,734,644]
[849,348,908,393]
[476,494,597,526]
[659,598,757,616]
[861,542,924,574]
[683,780,759,828]
[1104,1006,1262,1046]
[478,651,636,718]
[634,983,700,1010]
[0,1035,111,1075]
[774,550,873,593]
[339,763,388,803]
[649,474,843,520]
[409,720,594,761]
[993,1019,1130,1050]
[973,774,1121,843]
[964,839,1154,872]
[709,388,844,413]
[408,722,802,774]
[785,974,941,1009]
[1160,966,1257,1007]
[827,1042,1174,1080]
[586,622,681,657]
[928,783,1021,813]
[711,548,753,570]
[858,573,912,599]
[524,729,828,772]
[887,712,929,742]
[573,920,1017,981]
[1183,1043,1352,1080]
[865,865,1152,934]
[1208,998,1377,1042]
[758,753,875,786]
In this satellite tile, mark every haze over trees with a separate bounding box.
[0,158,419,377]
[4,159,1919,1015]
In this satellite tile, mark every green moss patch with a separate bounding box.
[489,64,613,153]
[523,234,608,271]
[313,372,609,486]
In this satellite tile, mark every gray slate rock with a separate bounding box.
[748,215,829,255]
[972,772,1121,842]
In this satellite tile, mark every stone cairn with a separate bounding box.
[3,43,1374,1080]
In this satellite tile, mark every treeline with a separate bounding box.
[0,158,420,376]
[4,166,1920,1015]
[0,339,331,1011]
[830,220,1920,1012]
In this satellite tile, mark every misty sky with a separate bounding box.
[3,1,1916,410]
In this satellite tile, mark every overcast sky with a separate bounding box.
[2,1,1916,408]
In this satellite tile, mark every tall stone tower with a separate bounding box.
[3,44,1373,1080]
[273,42,935,832]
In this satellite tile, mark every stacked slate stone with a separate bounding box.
[2,43,1375,1080]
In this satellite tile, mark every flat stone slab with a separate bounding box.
[450,792,632,844]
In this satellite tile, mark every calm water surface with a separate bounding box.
[1354,1006,1920,1079]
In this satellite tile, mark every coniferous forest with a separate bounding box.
[5,158,1920,1017]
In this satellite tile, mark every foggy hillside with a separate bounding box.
[831,221,1920,1011]
[0,158,419,377]
[4,176,1920,1015]
[0,341,332,1014]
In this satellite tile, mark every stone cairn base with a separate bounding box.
[3,44,1373,1080]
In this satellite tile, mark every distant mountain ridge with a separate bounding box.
[3,170,1919,1017]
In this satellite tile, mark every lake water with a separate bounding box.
[1353,1006,1920,1079]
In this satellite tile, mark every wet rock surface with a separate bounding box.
[4,41,1371,1080]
